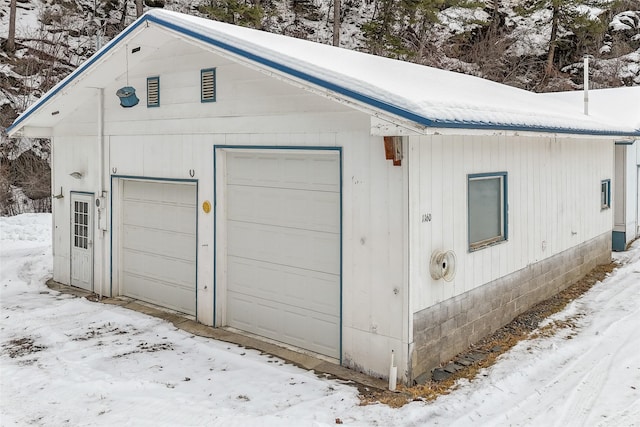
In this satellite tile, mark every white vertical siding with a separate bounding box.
[615,142,640,243]
[615,145,626,230]
[409,135,614,314]
[98,121,405,381]
[51,136,99,287]
[340,131,406,378]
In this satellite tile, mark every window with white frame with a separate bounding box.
[601,179,611,209]
[468,172,508,251]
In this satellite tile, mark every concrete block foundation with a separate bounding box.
[410,232,611,383]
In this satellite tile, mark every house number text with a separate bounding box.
[422,213,432,223]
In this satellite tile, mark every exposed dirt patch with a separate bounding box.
[70,323,131,341]
[359,261,618,407]
[3,337,47,359]
[137,341,173,352]
[112,341,174,358]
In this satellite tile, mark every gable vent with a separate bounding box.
[147,76,160,107]
[201,68,216,103]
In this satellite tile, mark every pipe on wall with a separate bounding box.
[584,56,589,116]
[97,88,105,300]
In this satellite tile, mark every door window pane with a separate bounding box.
[73,201,89,249]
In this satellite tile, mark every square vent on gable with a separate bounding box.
[147,76,160,107]
[201,68,216,103]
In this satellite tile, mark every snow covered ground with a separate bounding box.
[1,213,639,426]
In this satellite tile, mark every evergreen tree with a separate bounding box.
[199,0,264,28]
[518,0,610,78]
[362,0,476,62]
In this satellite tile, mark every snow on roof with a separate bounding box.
[540,86,640,131]
[7,9,640,137]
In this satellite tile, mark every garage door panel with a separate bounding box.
[228,221,339,274]
[227,291,340,358]
[121,180,196,316]
[123,272,195,315]
[228,185,339,233]
[283,311,339,355]
[228,257,339,317]
[123,225,195,261]
[123,200,195,235]
[227,152,340,192]
[123,250,195,288]
[225,295,254,330]
[225,150,339,359]
[124,180,196,206]
[283,155,339,189]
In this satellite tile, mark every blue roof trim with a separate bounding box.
[6,17,148,134]
[147,15,638,137]
[8,13,640,138]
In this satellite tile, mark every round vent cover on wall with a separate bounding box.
[429,250,457,282]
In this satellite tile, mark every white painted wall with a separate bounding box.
[614,142,640,246]
[49,42,408,380]
[47,28,622,382]
[407,135,614,324]
[51,136,99,289]
[626,143,640,243]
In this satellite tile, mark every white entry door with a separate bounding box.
[70,193,93,291]
[225,150,341,359]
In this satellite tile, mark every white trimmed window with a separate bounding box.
[468,172,508,251]
[601,179,611,209]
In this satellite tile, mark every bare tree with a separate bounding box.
[119,0,128,30]
[333,0,340,46]
[7,0,17,53]
[489,0,500,35]
[135,0,144,17]
[545,0,560,77]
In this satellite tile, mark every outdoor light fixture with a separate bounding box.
[52,187,64,199]
[69,171,83,179]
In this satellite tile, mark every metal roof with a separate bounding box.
[7,9,640,138]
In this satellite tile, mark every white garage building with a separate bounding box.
[542,87,640,252]
[8,10,639,383]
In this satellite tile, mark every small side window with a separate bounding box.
[601,179,611,209]
[201,68,216,103]
[147,76,160,107]
[468,172,508,251]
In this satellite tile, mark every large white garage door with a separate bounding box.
[226,150,340,359]
[122,180,197,316]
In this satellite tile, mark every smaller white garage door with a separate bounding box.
[225,150,341,359]
[121,180,197,315]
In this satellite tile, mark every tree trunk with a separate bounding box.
[490,0,500,35]
[135,0,144,17]
[119,0,128,30]
[333,0,341,46]
[545,1,560,77]
[7,0,17,53]
[254,0,262,29]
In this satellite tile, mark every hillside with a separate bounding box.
[0,0,639,214]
